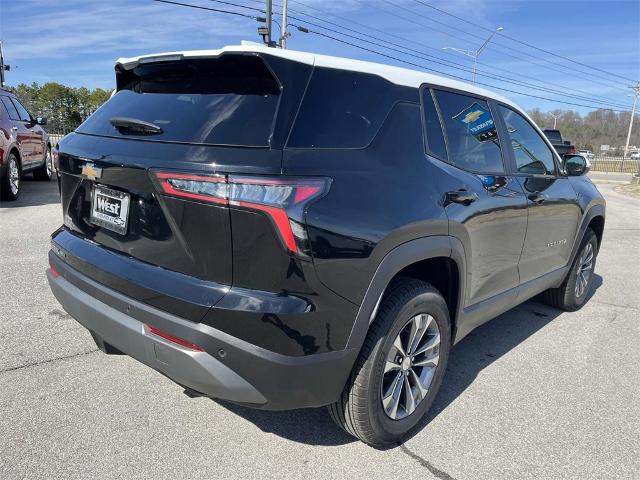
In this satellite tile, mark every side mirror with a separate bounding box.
[563,154,589,176]
[36,117,47,125]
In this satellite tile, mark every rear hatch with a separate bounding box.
[55,52,312,319]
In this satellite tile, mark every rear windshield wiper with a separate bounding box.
[110,117,163,135]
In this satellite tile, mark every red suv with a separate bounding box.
[0,88,52,201]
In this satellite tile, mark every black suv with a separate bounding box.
[47,46,605,446]
[0,89,53,200]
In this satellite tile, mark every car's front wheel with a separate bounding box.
[328,278,451,446]
[542,228,599,311]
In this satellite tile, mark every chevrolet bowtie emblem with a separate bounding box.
[81,163,102,180]
[462,110,483,124]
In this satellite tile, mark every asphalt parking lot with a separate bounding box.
[1,176,638,480]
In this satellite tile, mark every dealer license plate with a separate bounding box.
[90,185,130,235]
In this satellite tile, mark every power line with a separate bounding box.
[287,13,631,109]
[206,0,263,13]
[152,0,262,20]
[411,0,639,84]
[377,0,631,93]
[286,0,627,105]
[152,0,632,111]
[390,0,635,87]
[291,25,631,112]
[284,0,631,109]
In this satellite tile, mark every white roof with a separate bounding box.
[116,43,521,110]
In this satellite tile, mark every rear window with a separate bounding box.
[77,56,280,146]
[544,130,562,142]
[287,67,397,149]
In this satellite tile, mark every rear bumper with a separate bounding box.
[47,261,358,410]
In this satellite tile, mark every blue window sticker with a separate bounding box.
[453,102,498,143]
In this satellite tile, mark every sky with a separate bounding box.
[1,0,639,114]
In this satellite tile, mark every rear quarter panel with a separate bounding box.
[283,101,448,305]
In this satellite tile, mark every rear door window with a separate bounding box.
[77,56,280,146]
[287,67,397,149]
[434,90,504,173]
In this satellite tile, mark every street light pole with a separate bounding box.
[443,27,503,84]
[550,112,561,129]
[473,27,502,83]
[623,83,639,161]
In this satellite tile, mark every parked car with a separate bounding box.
[577,150,594,160]
[543,128,576,157]
[577,150,593,168]
[0,88,53,200]
[630,151,640,160]
[47,45,605,446]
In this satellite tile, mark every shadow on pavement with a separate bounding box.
[0,175,60,208]
[216,275,602,447]
[215,400,355,446]
[413,274,602,438]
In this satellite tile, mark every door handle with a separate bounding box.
[444,190,478,206]
[528,193,546,205]
[11,126,18,131]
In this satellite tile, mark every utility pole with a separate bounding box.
[623,83,639,163]
[280,0,289,49]
[550,112,561,129]
[0,41,10,88]
[258,0,276,47]
[265,0,273,46]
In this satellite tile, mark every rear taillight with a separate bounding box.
[154,172,228,204]
[151,171,331,256]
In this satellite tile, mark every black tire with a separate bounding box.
[1,152,20,201]
[328,278,451,447]
[33,147,53,181]
[542,228,598,311]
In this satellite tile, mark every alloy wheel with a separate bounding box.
[381,313,441,420]
[46,150,52,177]
[9,157,19,196]
[575,242,594,298]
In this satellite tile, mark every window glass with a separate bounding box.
[1,96,20,121]
[288,68,394,148]
[77,56,280,146]
[499,106,556,175]
[11,98,32,122]
[422,89,447,160]
[543,130,562,143]
[434,90,504,173]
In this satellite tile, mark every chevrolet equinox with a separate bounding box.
[47,45,605,446]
